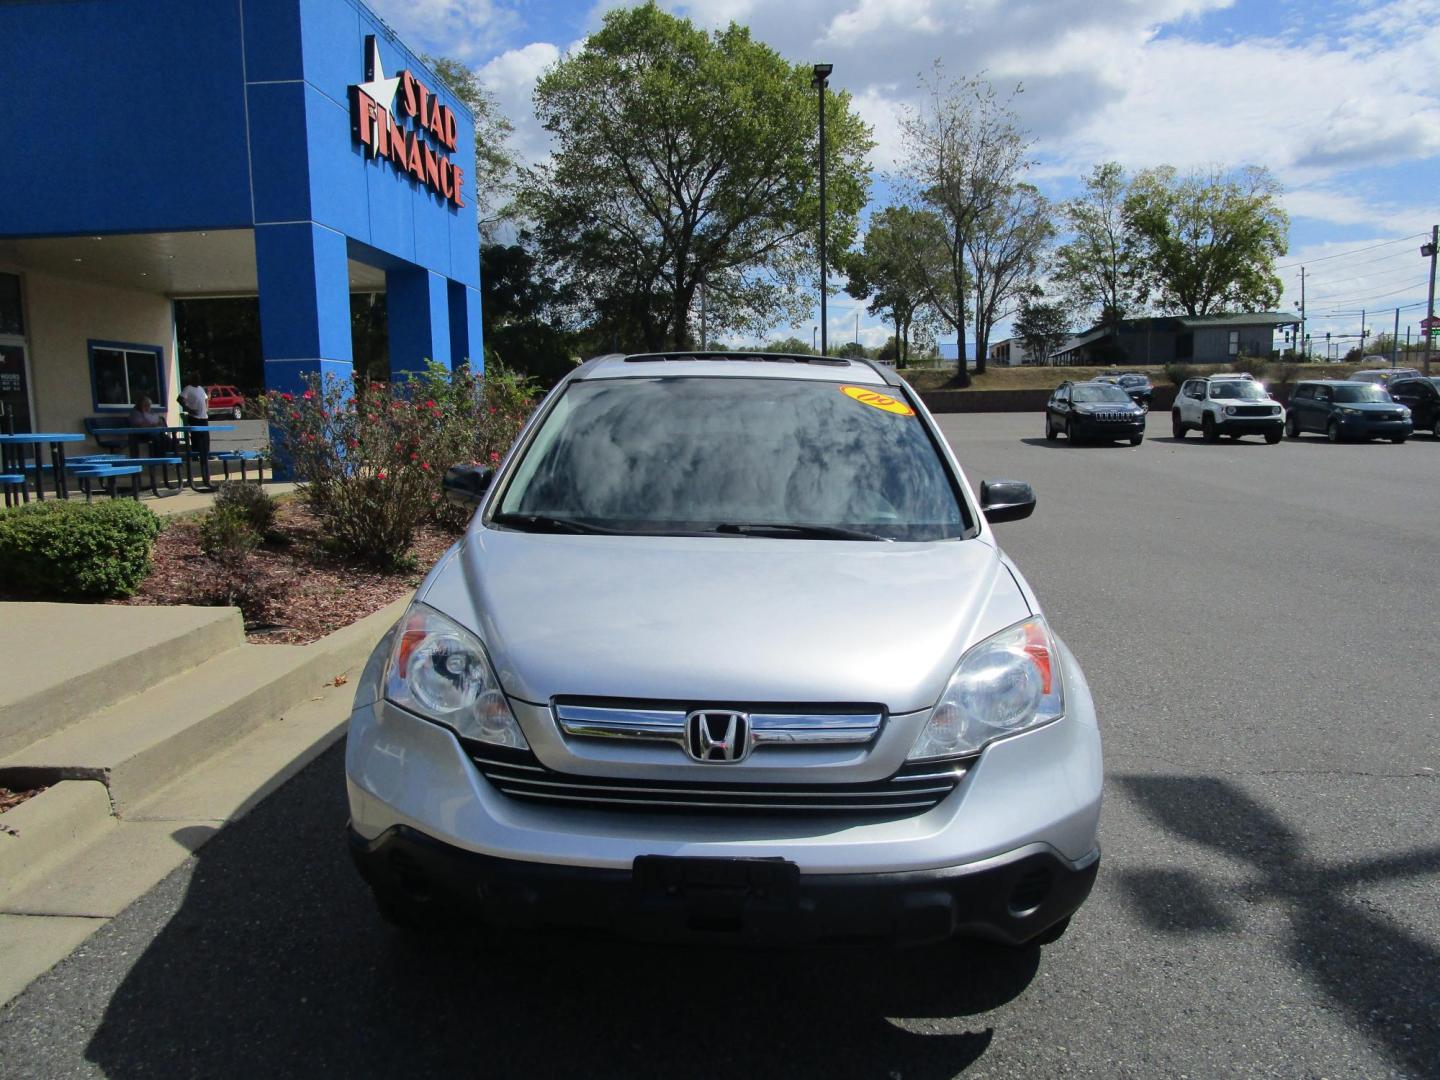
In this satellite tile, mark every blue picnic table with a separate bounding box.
[91,424,238,490]
[0,432,87,502]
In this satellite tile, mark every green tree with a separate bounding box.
[424,55,516,235]
[765,336,815,355]
[1012,293,1071,365]
[520,4,872,351]
[1051,162,1145,329]
[843,206,946,368]
[480,240,576,385]
[835,341,870,359]
[967,182,1053,374]
[898,67,1030,382]
[1124,165,1288,316]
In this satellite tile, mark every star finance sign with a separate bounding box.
[349,36,465,208]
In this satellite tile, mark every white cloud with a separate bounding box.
[478,42,560,166]
[366,0,521,61]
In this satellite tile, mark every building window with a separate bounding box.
[0,272,23,337]
[1228,330,1240,356]
[89,341,165,411]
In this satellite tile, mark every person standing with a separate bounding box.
[177,378,212,487]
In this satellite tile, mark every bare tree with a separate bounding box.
[967,182,1054,373]
[898,66,1031,382]
[1050,162,1145,330]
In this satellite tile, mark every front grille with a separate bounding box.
[1232,405,1276,417]
[1093,410,1140,423]
[464,743,968,818]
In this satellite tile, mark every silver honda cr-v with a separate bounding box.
[346,352,1102,947]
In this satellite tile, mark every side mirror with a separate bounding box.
[442,464,494,506]
[980,480,1036,524]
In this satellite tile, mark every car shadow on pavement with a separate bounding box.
[1016,437,1136,450]
[1115,774,1440,1078]
[82,745,1036,1079]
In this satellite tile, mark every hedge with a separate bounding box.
[0,499,163,599]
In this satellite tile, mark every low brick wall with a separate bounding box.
[921,386,1180,413]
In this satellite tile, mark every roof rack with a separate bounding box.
[622,352,851,368]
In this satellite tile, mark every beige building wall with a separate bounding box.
[1,265,179,438]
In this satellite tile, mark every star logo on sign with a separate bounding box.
[356,36,400,120]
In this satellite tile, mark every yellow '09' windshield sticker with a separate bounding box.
[840,385,915,416]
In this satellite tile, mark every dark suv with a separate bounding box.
[1096,373,1153,408]
[1387,376,1440,438]
[1285,380,1412,443]
[1046,380,1146,445]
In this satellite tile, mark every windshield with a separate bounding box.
[1117,375,1148,387]
[495,377,969,541]
[1208,381,1266,400]
[1333,385,1391,403]
[1072,385,1133,403]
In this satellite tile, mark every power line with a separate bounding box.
[1303,281,1427,307]
[1276,233,1427,270]
[1293,246,1417,276]
[1304,266,1430,300]
[1308,299,1429,319]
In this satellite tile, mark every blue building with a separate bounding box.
[0,0,483,435]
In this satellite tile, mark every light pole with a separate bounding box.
[812,62,832,357]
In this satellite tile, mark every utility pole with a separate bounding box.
[812,63,833,357]
[1392,307,1399,368]
[1360,309,1366,360]
[1423,224,1437,375]
[1298,266,1306,361]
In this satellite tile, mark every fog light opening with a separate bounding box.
[1008,866,1053,917]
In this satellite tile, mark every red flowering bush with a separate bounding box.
[259,361,536,568]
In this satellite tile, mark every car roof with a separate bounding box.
[1205,372,1255,380]
[1296,379,1367,386]
[576,351,896,387]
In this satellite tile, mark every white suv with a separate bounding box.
[1172,373,1285,444]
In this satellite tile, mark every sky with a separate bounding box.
[367,0,1440,356]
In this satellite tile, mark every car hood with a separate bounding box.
[420,529,1029,715]
[1335,401,1405,412]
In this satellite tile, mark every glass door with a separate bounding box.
[0,341,32,434]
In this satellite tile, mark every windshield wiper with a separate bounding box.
[490,512,617,535]
[712,522,890,542]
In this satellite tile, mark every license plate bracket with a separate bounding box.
[633,855,799,902]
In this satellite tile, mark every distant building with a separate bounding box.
[1051,313,1300,366]
[986,337,1041,366]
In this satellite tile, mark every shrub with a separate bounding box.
[1162,362,1195,388]
[259,361,538,568]
[213,481,277,535]
[0,500,162,599]
[199,504,260,562]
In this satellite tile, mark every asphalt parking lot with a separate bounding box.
[1,411,1436,1079]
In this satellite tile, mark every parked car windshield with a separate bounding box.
[1117,375,1149,387]
[496,376,969,541]
[1332,385,1391,403]
[1072,385,1133,403]
[1208,381,1266,400]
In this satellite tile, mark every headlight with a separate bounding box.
[1338,407,1361,416]
[1399,406,1412,417]
[1224,405,1237,416]
[384,603,528,748]
[908,617,1064,761]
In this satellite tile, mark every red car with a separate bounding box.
[205,385,245,419]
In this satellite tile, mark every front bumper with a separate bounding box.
[1214,415,1284,434]
[1337,417,1412,436]
[1074,417,1146,437]
[350,825,1099,946]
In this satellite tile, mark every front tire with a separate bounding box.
[1171,411,1186,439]
[1130,434,1143,447]
[1327,419,1342,443]
[1265,429,1282,445]
[1067,418,1082,446]
[1432,417,1440,439]
[1286,414,1300,439]
[1045,416,1057,441]
[1391,435,1407,444]
[1202,414,1219,443]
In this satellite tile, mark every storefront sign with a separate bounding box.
[349,36,464,208]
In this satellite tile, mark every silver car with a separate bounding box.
[346,353,1103,947]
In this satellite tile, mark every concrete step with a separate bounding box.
[0,596,405,813]
[0,603,245,758]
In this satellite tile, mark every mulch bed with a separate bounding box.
[0,785,46,816]
[116,501,457,644]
